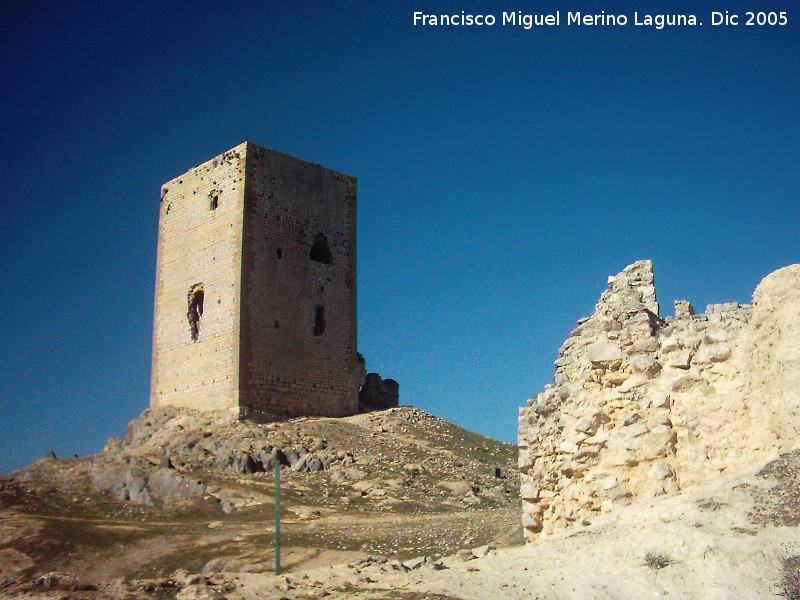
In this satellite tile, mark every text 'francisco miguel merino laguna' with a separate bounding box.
[413,11,702,29]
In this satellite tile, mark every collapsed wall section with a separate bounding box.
[519,260,799,541]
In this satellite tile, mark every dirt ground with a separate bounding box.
[200,450,800,600]
[5,451,797,599]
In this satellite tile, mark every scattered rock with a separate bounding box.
[439,481,474,496]
[457,549,475,562]
[471,544,495,557]
[177,580,225,599]
[403,556,427,570]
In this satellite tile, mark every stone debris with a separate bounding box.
[402,556,427,570]
[176,579,225,599]
[457,549,476,562]
[519,260,800,541]
[471,544,495,558]
[439,481,474,496]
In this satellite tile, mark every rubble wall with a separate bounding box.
[519,260,800,541]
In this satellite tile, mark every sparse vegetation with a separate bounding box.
[751,450,800,528]
[697,499,726,512]
[643,551,673,570]
[781,555,800,600]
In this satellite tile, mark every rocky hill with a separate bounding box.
[0,406,520,597]
[2,443,798,599]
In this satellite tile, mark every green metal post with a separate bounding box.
[274,460,281,575]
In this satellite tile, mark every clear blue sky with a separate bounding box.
[2,1,798,474]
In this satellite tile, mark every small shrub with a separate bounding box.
[644,552,673,570]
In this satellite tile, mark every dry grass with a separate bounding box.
[643,551,673,570]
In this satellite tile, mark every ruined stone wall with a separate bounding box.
[519,260,800,541]
[151,142,359,418]
[359,373,400,411]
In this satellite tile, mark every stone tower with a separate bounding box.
[150,142,359,418]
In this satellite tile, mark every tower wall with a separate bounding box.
[151,144,247,410]
[239,144,358,418]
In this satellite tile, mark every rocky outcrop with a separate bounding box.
[91,402,518,516]
[113,407,355,477]
[95,407,357,507]
[750,265,800,446]
[92,465,207,505]
[519,260,800,541]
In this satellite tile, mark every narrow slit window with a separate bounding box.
[314,305,326,336]
[309,233,332,264]
[187,284,204,341]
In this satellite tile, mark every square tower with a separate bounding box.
[150,142,359,418]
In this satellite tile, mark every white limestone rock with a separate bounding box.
[519,259,800,541]
[586,342,623,364]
